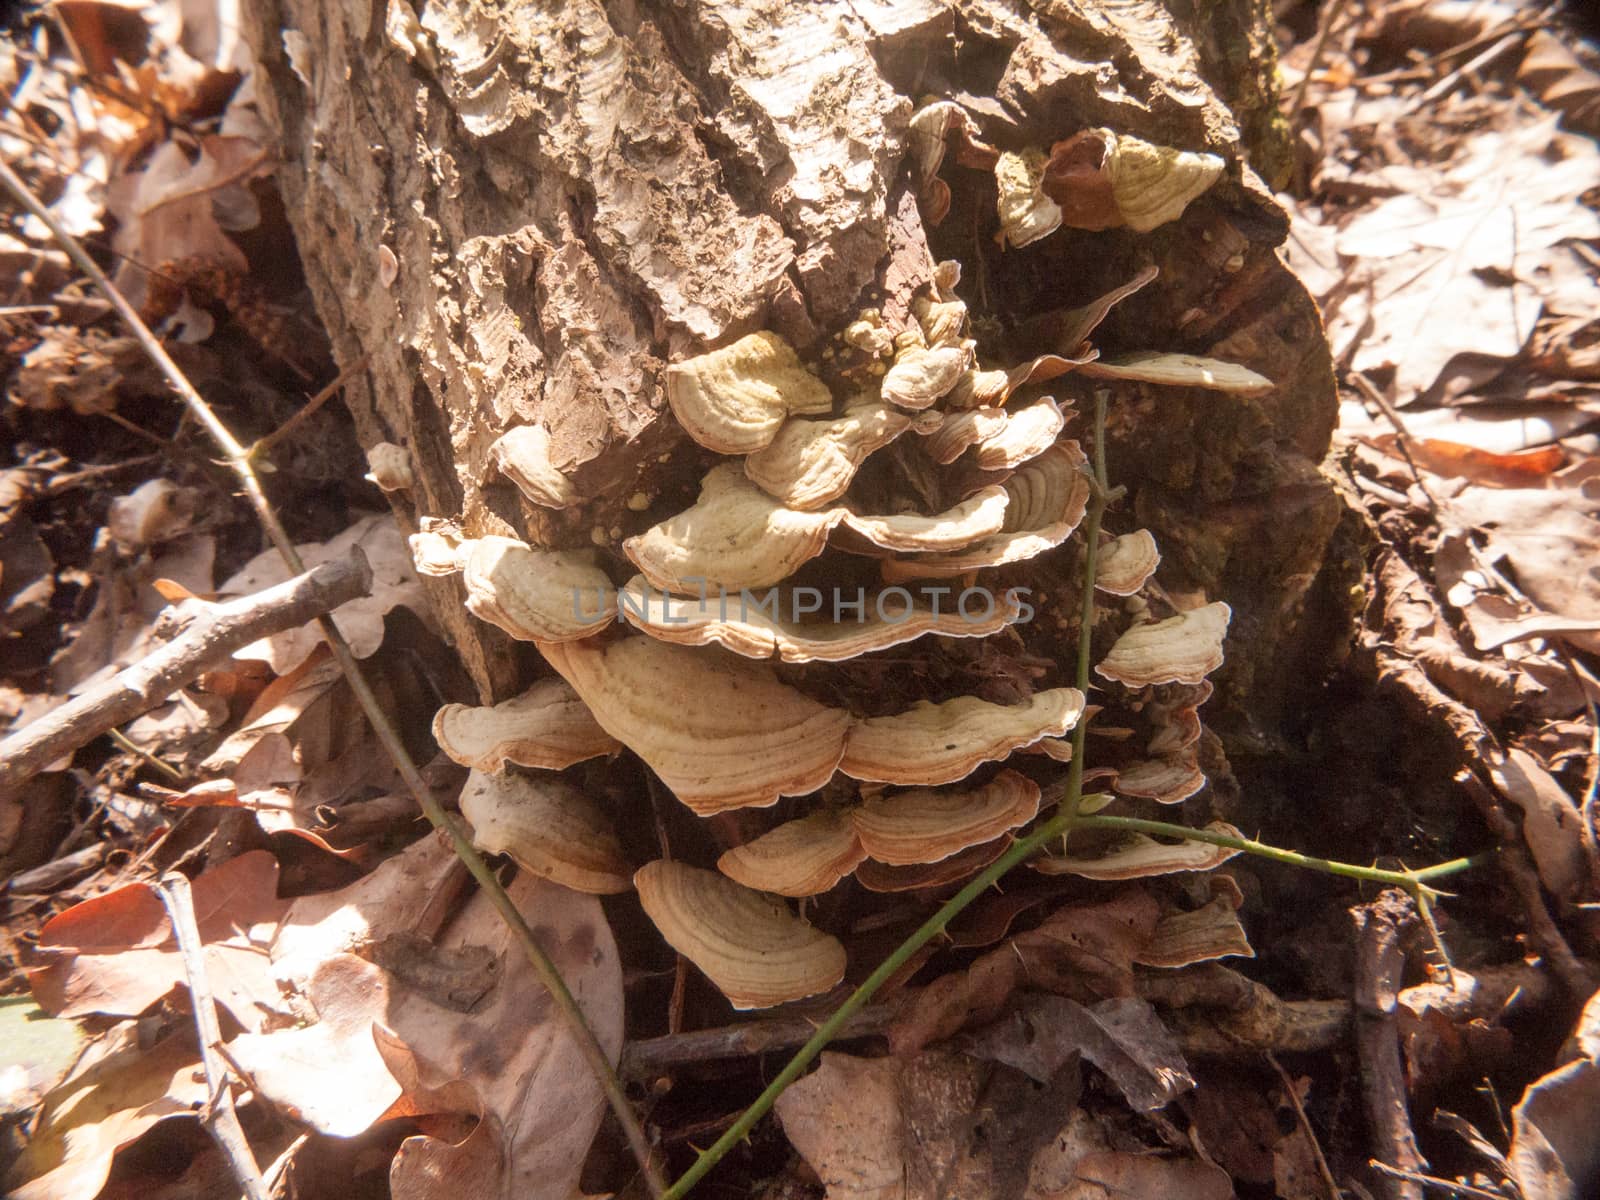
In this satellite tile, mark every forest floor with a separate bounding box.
[3,2,1600,1199]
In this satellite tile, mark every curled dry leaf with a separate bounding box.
[432,677,622,773]
[635,860,847,1008]
[539,636,850,813]
[922,397,1065,469]
[745,400,913,509]
[1096,601,1232,688]
[617,576,1019,663]
[718,808,866,896]
[1077,350,1271,394]
[839,485,1010,553]
[625,464,844,591]
[364,441,413,492]
[666,331,834,454]
[488,425,579,509]
[969,994,1194,1110]
[853,769,1040,865]
[459,770,630,893]
[889,891,1162,1055]
[881,442,1090,581]
[462,536,616,642]
[27,850,289,1033]
[1033,821,1245,879]
[1096,529,1160,595]
[840,688,1085,787]
[995,148,1063,248]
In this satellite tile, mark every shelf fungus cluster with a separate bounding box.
[414,118,1266,1010]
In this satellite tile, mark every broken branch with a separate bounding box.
[0,551,372,790]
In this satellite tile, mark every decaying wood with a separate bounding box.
[0,551,372,791]
[244,0,1333,719]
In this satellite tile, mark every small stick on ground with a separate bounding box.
[155,871,270,1200]
[0,551,372,790]
[1352,889,1426,1200]
[1368,1160,1509,1200]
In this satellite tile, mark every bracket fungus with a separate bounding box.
[459,770,631,894]
[1096,602,1232,688]
[852,770,1040,866]
[922,397,1066,470]
[1034,822,1245,879]
[881,442,1090,581]
[616,576,1018,663]
[1077,351,1272,395]
[744,400,912,509]
[840,689,1086,787]
[488,424,580,508]
[363,442,412,493]
[624,464,845,592]
[1095,530,1161,596]
[538,637,851,814]
[717,809,866,897]
[665,331,834,454]
[995,148,1063,248]
[461,536,616,643]
[635,861,847,1009]
[433,678,621,773]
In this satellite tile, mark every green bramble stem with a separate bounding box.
[1071,814,1490,896]
[658,799,1099,1199]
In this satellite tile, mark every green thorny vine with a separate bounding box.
[659,389,1489,1199]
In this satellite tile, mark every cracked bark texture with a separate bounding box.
[244,0,1332,722]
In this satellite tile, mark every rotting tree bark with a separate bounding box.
[243,0,1336,733]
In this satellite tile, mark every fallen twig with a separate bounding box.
[1353,890,1426,1200]
[1368,1160,1509,1200]
[155,871,270,1200]
[0,551,372,790]
[0,156,667,1196]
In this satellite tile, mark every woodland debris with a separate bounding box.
[0,551,372,790]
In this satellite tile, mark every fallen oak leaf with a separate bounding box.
[27,850,289,1033]
[4,1030,208,1200]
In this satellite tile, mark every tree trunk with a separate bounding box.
[243,0,1338,735]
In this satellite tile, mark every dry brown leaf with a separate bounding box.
[27,850,289,1033]
[889,891,1160,1055]
[1330,114,1600,399]
[1486,748,1587,900]
[968,995,1194,1111]
[1509,987,1600,1200]
[231,834,624,1199]
[4,1031,208,1200]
